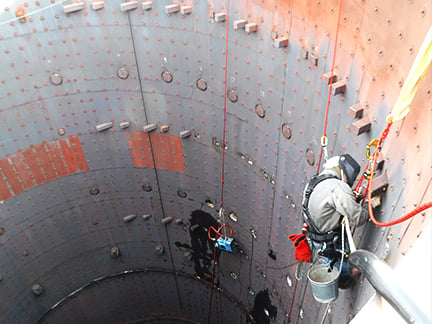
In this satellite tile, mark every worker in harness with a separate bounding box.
[302,154,369,288]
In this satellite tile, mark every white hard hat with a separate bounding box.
[323,156,340,170]
[323,156,342,179]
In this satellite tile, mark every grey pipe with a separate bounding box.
[349,249,430,324]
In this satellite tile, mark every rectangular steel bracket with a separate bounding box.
[91,1,105,10]
[143,124,158,132]
[301,47,309,59]
[375,152,385,171]
[309,53,318,66]
[63,2,85,13]
[350,117,371,135]
[215,12,226,22]
[348,103,363,119]
[322,72,338,85]
[332,80,346,95]
[233,19,248,30]
[274,37,289,48]
[245,23,258,33]
[165,4,180,14]
[142,1,152,10]
[120,1,138,12]
[181,6,192,15]
[371,173,389,197]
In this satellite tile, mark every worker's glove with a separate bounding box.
[288,234,312,263]
[370,196,381,208]
[355,193,364,203]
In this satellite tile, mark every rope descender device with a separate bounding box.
[321,135,329,163]
[366,138,380,161]
[353,138,380,200]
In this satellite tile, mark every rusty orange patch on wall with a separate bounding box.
[125,131,154,168]
[0,136,89,201]
[151,133,185,173]
[125,131,185,174]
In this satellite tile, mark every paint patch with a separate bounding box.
[125,131,185,173]
[0,136,89,201]
[249,289,277,324]
[175,209,219,280]
[124,131,154,169]
[150,133,185,173]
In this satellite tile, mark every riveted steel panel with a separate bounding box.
[0,0,431,323]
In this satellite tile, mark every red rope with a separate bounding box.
[353,161,372,204]
[208,224,233,241]
[367,122,432,226]
[207,244,218,324]
[220,0,230,208]
[208,1,230,322]
[354,162,369,194]
[316,0,343,174]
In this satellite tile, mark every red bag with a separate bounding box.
[288,234,312,263]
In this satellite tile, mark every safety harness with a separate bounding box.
[302,173,348,256]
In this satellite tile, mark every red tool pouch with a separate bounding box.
[288,234,312,263]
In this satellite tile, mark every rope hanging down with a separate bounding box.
[288,0,344,321]
[366,121,432,227]
[363,27,432,227]
[207,0,231,323]
[316,0,344,174]
[208,224,233,241]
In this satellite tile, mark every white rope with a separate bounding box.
[218,207,227,236]
[321,136,329,163]
[338,219,345,275]
[345,217,357,252]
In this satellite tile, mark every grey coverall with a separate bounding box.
[307,169,369,233]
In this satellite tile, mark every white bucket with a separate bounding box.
[307,263,340,303]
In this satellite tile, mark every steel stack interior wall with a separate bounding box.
[0,1,430,323]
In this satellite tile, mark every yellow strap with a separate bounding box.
[387,27,432,123]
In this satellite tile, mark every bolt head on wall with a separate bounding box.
[50,72,63,85]
[117,67,129,79]
[228,211,238,222]
[142,214,152,221]
[255,104,265,118]
[154,244,165,255]
[142,184,153,192]
[250,228,257,239]
[306,148,315,166]
[89,186,100,195]
[196,78,208,91]
[177,189,187,198]
[110,246,120,258]
[32,283,44,296]
[228,89,238,103]
[161,70,173,83]
[281,123,292,140]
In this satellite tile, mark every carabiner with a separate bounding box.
[366,139,379,160]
